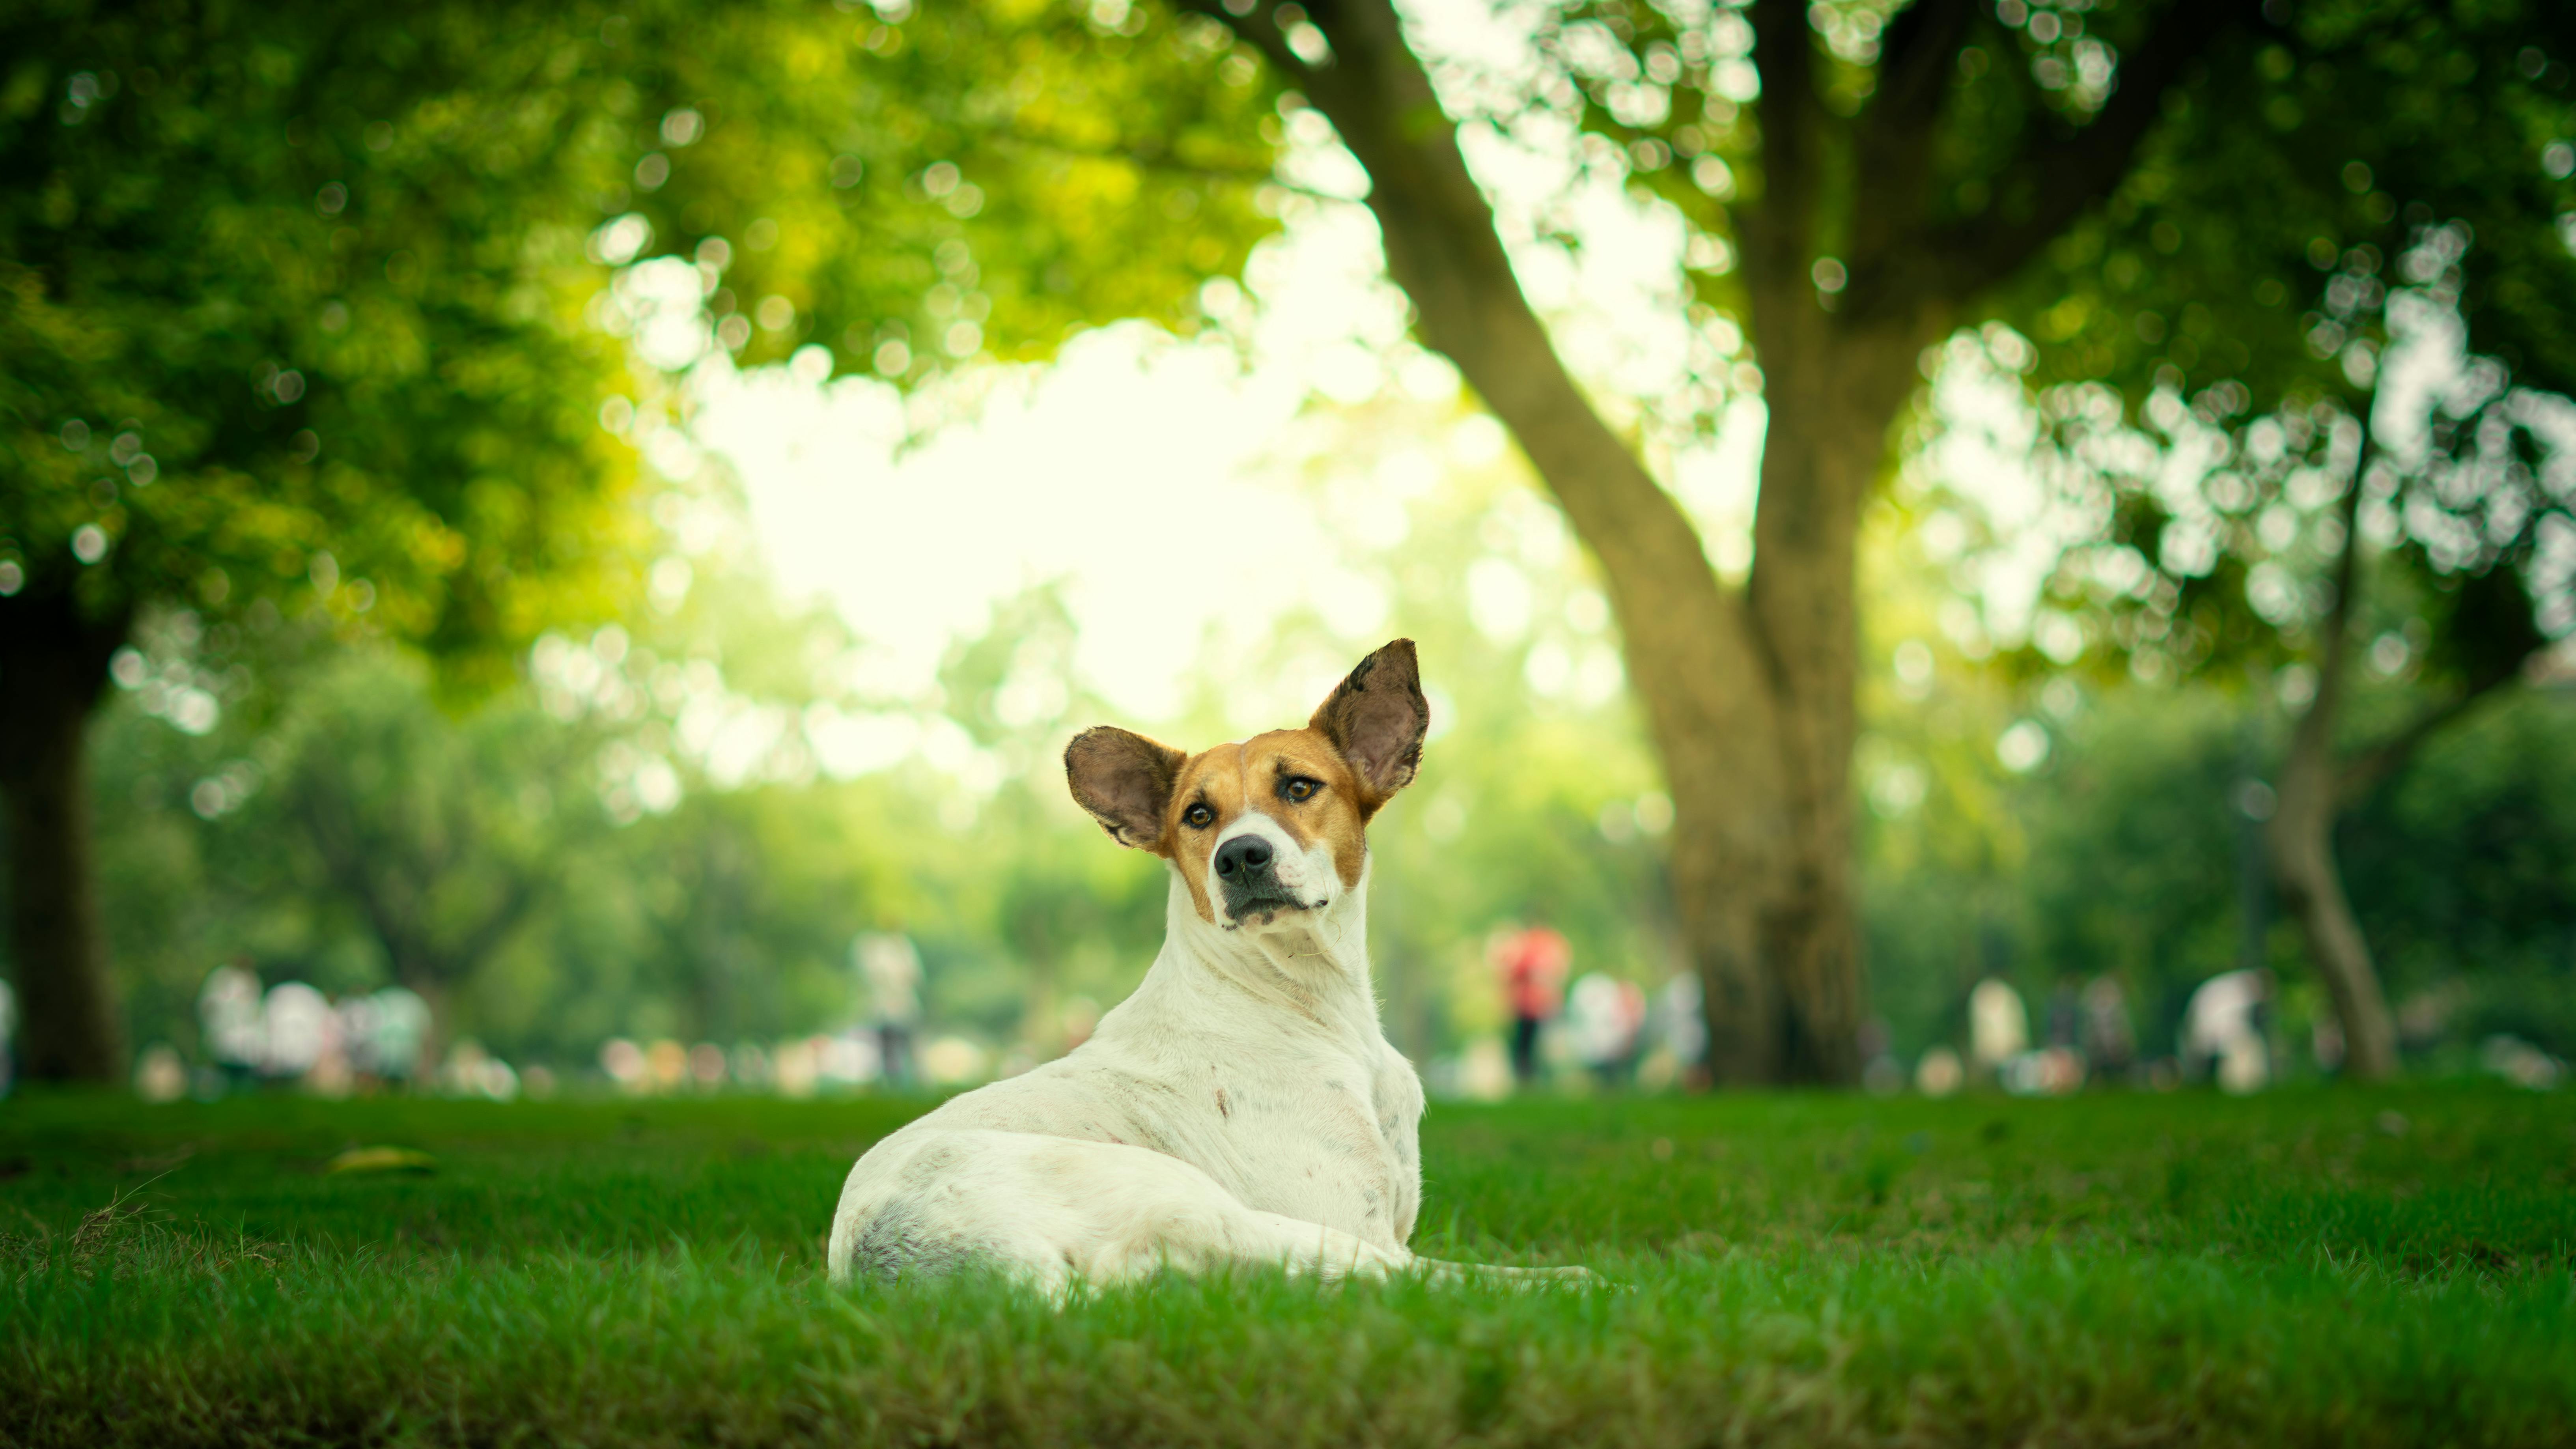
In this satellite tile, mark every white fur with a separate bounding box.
[826,855,1583,1295]
[1210,808,1337,926]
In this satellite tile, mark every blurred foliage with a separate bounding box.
[0,0,1279,1072]
[2,0,644,677]
[2005,0,2576,414]
[0,0,1275,666]
[1862,430,2576,1069]
[1855,636,2576,1071]
[1949,225,2574,704]
[75,412,1689,1070]
[604,0,1280,381]
[1954,2,2576,688]
[13,0,2574,1083]
[70,413,2576,1078]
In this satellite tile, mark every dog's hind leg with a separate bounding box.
[1406,1258,1603,1289]
[831,1129,1416,1293]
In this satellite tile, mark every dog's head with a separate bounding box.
[1063,639,1428,932]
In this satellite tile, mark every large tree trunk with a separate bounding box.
[1733,315,1941,1080]
[2262,472,2397,1079]
[1193,0,2218,1081]
[0,584,131,1084]
[1207,0,1944,1082]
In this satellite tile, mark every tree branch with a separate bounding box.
[985,130,1344,202]
[1845,0,1976,316]
[1868,0,1978,132]
[1922,0,2245,303]
[294,786,429,988]
[1171,0,1314,88]
[1181,0,1785,798]
[1738,0,1826,303]
[2333,660,2525,804]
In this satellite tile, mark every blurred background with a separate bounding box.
[3,0,2571,1104]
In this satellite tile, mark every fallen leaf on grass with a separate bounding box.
[327,1147,437,1176]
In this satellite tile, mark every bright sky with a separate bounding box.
[676,0,1763,728]
[689,212,1394,724]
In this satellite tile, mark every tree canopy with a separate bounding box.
[0,0,1280,1079]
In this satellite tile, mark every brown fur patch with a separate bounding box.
[1061,640,1430,925]
[1065,726,1185,850]
[1160,731,1374,921]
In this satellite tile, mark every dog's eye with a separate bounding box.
[1184,803,1215,829]
[1282,777,1319,803]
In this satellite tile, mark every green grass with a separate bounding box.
[4,1084,2572,1446]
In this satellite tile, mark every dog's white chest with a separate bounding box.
[1203,1049,1419,1246]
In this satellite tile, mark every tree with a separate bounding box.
[1979,262,2570,1077]
[0,0,1273,1079]
[1950,6,2576,1076]
[1154,0,2573,1081]
[0,2,654,1079]
[268,654,598,1065]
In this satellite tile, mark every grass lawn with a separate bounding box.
[4,1083,2572,1446]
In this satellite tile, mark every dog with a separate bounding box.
[826,639,1588,1295]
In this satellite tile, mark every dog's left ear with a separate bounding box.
[1066,726,1186,852]
[1310,638,1428,815]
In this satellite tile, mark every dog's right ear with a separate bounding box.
[1311,638,1428,813]
[1064,726,1186,852]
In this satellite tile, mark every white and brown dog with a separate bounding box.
[827,639,1584,1294]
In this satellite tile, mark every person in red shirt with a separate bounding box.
[1493,924,1571,1087]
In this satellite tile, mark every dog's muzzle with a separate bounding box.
[1212,835,1317,926]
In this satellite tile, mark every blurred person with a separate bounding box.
[0,976,14,1098]
[198,962,265,1089]
[2184,969,2273,1093]
[600,1038,650,1094]
[1968,978,2029,1078]
[857,930,924,1089]
[771,1037,820,1099]
[134,1043,187,1103]
[1493,922,1570,1086]
[2006,1046,2085,1096]
[1564,972,1645,1087]
[1857,1018,1903,1096]
[441,1040,518,1100]
[2044,982,2082,1052]
[262,982,334,1082]
[363,987,431,1083]
[818,1031,882,1087]
[305,1009,356,1098]
[646,1038,689,1092]
[1454,1038,1514,1100]
[340,986,427,1084]
[336,994,380,1081]
[1653,971,1708,1088]
[2480,1034,2565,1091]
[2081,976,2138,1081]
[688,1042,728,1090]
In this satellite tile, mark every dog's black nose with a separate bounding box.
[1213,835,1273,881]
